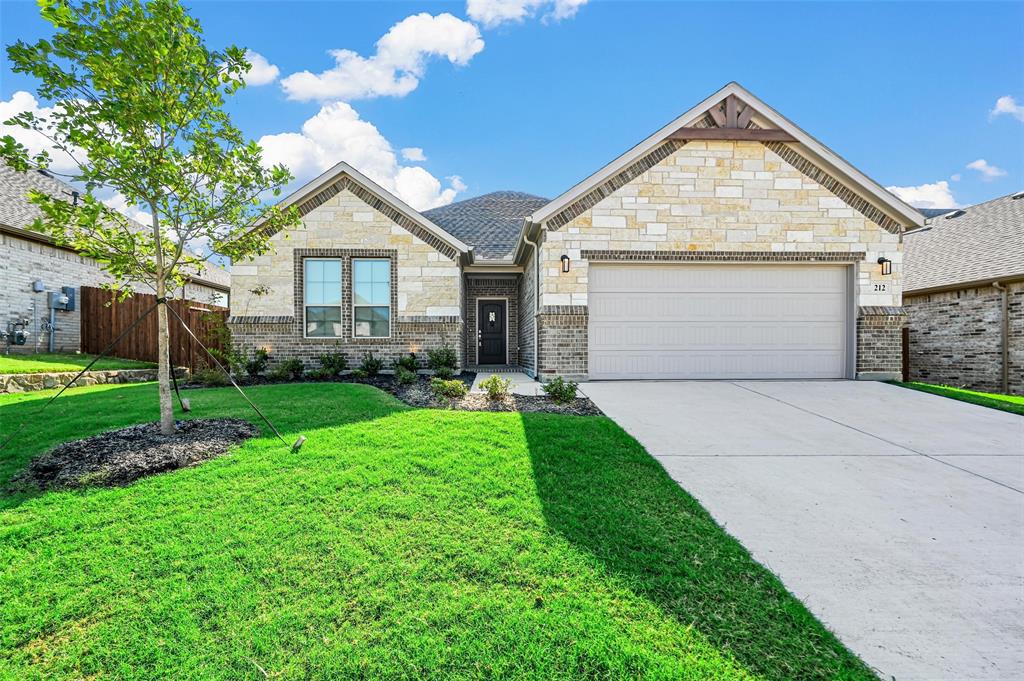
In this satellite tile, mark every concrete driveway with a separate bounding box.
[580,380,1023,681]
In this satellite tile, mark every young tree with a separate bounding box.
[1,0,299,434]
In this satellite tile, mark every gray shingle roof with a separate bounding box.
[0,162,230,288]
[423,191,548,260]
[903,192,1024,293]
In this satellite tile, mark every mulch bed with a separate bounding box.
[11,418,259,491]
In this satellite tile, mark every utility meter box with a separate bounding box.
[61,286,76,311]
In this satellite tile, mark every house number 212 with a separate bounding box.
[873,283,888,292]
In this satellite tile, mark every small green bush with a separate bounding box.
[306,367,334,380]
[395,353,418,372]
[244,347,270,378]
[427,346,458,372]
[433,365,454,380]
[267,365,290,381]
[193,366,230,387]
[279,358,304,381]
[318,353,348,376]
[394,365,417,386]
[479,374,512,400]
[431,377,468,400]
[359,352,384,377]
[542,376,578,404]
[350,368,368,380]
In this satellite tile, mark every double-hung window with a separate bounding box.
[304,258,343,338]
[353,258,390,338]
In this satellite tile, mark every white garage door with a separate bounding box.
[588,264,850,380]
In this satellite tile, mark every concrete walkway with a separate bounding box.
[580,380,1024,681]
[469,371,541,396]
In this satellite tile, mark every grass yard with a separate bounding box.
[0,382,874,680]
[0,353,154,375]
[894,381,1024,416]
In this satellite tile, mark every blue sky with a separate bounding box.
[2,0,1023,212]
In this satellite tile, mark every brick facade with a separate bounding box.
[518,254,537,376]
[464,276,519,366]
[904,282,1023,394]
[856,307,906,380]
[228,317,463,372]
[537,306,588,381]
[1,231,225,354]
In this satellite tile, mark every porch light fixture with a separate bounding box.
[560,254,570,273]
[877,257,892,276]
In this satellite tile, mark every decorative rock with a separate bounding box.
[0,367,188,394]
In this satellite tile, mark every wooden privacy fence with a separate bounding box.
[80,286,229,373]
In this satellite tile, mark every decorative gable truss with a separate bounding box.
[539,84,920,235]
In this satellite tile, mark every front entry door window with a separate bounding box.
[477,300,507,365]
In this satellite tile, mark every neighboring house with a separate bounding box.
[229,82,924,381]
[903,192,1024,394]
[1,163,230,354]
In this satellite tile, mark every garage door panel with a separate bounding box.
[590,292,846,321]
[588,264,849,380]
[590,321,846,350]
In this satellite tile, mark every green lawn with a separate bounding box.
[0,382,873,680]
[894,381,1024,416]
[0,353,154,374]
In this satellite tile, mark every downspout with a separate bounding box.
[524,222,540,376]
[992,281,1009,393]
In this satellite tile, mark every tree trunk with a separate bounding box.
[156,282,175,435]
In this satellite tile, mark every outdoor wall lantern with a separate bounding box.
[877,257,892,276]
[560,254,571,273]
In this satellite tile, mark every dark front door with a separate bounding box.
[477,300,507,365]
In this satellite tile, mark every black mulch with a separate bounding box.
[12,418,259,491]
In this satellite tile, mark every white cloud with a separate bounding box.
[966,158,1007,181]
[467,0,589,27]
[101,191,153,226]
[0,91,82,174]
[886,181,960,209]
[990,95,1024,122]
[259,101,465,210]
[243,50,280,86]
[280,13,484,102]
[950,173,961,182]
[401,147,427,162]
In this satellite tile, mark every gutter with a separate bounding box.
[520,220,542,378]
[992,281,1009,394]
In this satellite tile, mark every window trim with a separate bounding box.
[351,257,392,339]
[302,257,344,339]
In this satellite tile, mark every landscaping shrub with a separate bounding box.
[394,365,417,386]
[542,376,578,404]
[430,377,468,400]
[479,374,512,400]
[244,348,270,378]
[427,346,458,373]
[433,365,454,380]
[280,359,304,381]
[350,369,368,380]
[306,367,334,380]
[193,366,230,387]
[318,353,348,377]
[359,352,384,377]
[395,353,418,372]
[267,365,290,381]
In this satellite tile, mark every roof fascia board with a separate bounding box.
[528,82,925,229]
[905,274,1024,296]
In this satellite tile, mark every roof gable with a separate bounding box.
[422,191,548,260]
[528,82,925,233]
[263,162,472,262]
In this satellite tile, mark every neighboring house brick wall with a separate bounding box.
[856,307,906,380]
[904,282,1024,394]
[1,232,224,354]
[228,187,463,369]
[518,252,537,376]
[464,276,519,366]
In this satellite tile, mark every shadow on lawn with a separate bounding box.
[521,412,874,681]
[0,382,405,510]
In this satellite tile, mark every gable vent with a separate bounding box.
[944,209,967,219]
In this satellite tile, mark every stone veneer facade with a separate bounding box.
[904,282,1023,394]
[228,187,464,370]
[531,139,906,380]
